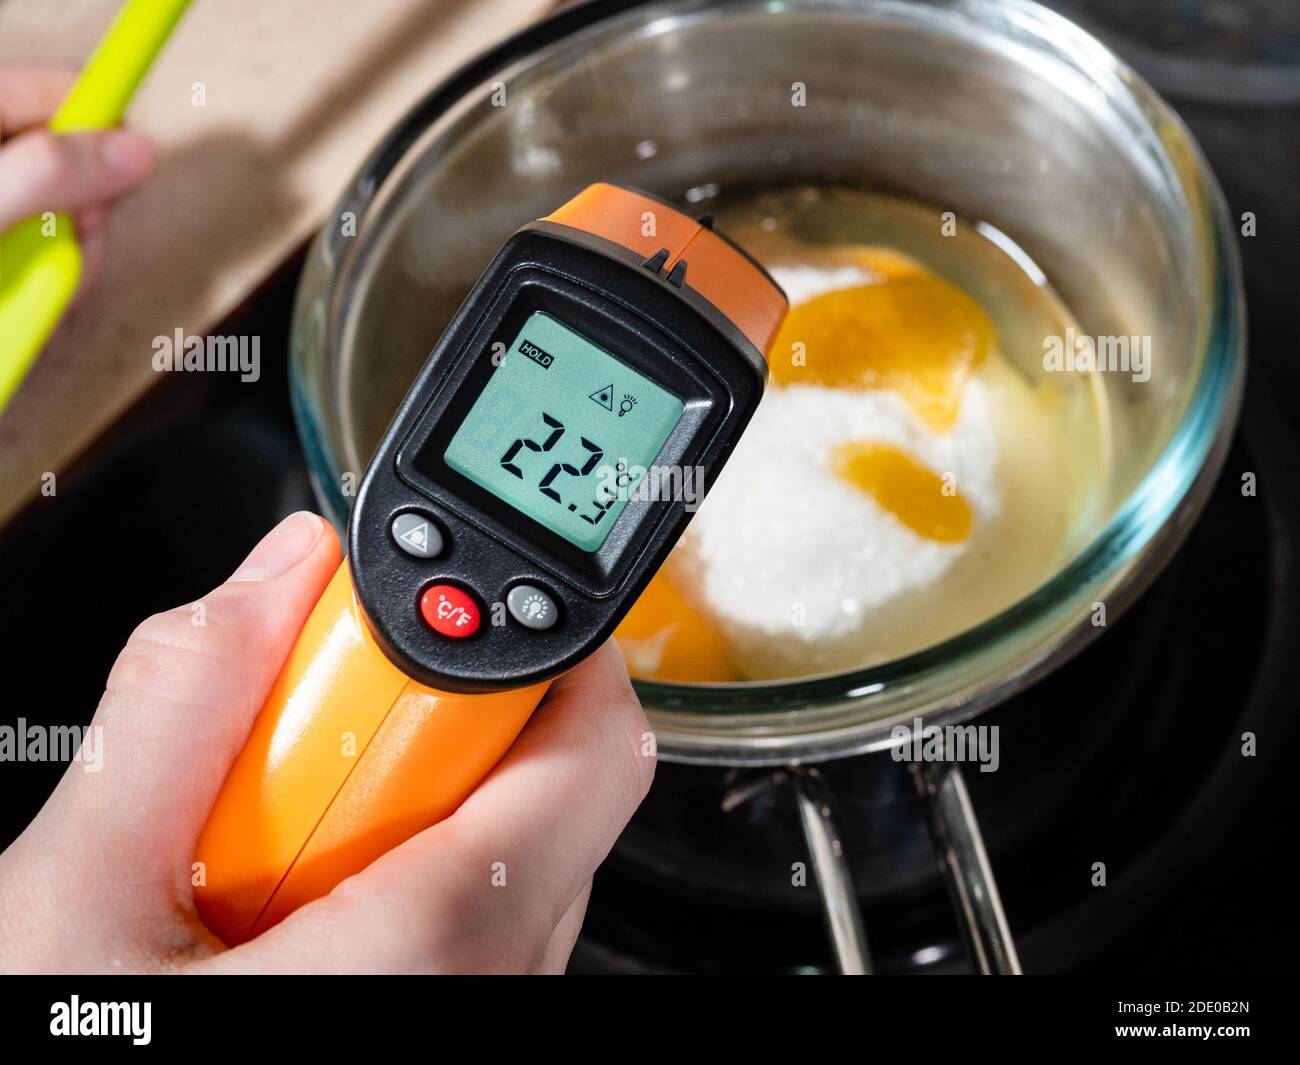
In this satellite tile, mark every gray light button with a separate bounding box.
[507,584,560,630]
[391,512,443,558]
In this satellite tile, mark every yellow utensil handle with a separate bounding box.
[0,219,81,407]
[52,0,192,132]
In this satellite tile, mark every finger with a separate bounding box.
[74,204,109,240]
[0,128,154,232]
[206,879,594,977]
[233,641,654,973]
[441,639,655,910]
[536,880,592,974]
[0,66,75,136]
[70,208,107,303]
[32,514,340,893]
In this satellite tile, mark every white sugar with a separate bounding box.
[668,265,1002,680]
[769,263,876,304]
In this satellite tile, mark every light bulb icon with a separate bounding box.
[523,593,549,621]
[618,394,637,417]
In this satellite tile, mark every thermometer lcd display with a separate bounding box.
[443,312,685,551]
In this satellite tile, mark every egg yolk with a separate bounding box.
[616,573,740,682]
[847,246,927,281]
[832,440,973,543]
[769,271,994,432]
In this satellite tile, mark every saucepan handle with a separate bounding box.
[783,761,1021,974]
[911,761,1022,974]
[789,766,874,975]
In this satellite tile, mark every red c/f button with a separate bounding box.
[420,584,481,638]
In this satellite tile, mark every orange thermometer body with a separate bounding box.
[195,184,787,945]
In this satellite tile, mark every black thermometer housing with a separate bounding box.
[349,186,785,693]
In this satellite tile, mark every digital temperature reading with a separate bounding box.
[444,312,685,550]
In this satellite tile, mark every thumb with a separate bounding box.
[0,128,154,232]
[32,514,341,895]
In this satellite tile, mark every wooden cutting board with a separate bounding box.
[0,0,554,528]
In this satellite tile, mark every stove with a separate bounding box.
[573,403,1300,972]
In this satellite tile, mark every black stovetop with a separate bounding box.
[2,0,1296,974]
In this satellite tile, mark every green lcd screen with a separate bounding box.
[443,312,685,551]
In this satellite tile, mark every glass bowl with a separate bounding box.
[290,0,1245,764]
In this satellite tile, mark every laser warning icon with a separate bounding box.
[401,523,429,552]
[589,384,614,411]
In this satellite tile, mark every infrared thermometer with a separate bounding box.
[194,183,787,945]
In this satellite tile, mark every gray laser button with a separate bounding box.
[391,513,443,559]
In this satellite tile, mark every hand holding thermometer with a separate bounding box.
[194,183,787,945]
